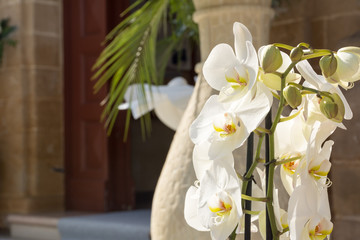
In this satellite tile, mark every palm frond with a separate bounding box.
[93,0,169,138]
[93,0,198,139]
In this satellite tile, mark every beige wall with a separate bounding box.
[270,0,360,239]
[0,0,63,224]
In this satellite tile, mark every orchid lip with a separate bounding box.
[208,191,233,217]
[213,113,239,138]
[225,66,249,90]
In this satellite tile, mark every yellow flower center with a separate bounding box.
[208,191,233,217]
[225,66,249,90]
[281,153,302,175]
[307,217,333,240]
[213,113,239,138]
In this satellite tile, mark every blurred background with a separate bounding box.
[0,0,359,239]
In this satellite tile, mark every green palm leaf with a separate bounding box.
[93,0,169,138]
[93,0,198,139]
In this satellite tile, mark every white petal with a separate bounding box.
[318,188,331,219]
[233,22,252,60]
[335,51,360,81]
[296,60,326,88]
[203,44,239,91]
[277,51,292,73]
[280,166,294,195]
[189,95,226,145]
[193,143,234,180]
[244,41,259,72]
[210,208,238,240]
[233,83,272,136]
[184,186,209,231]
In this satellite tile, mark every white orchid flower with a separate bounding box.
[189,83,272,158]
[274,108,307,195]
[275,110,336,195]
[306,139,333,182]
[259,189,289,240]
[258,47,301,91]
[288,177,333,240]
[326,47,360,87]
[203,22,258,102]
[289,121,333,187]
[184,160,242,240]
[296,60,353,123]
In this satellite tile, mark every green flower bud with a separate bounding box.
[331,93,345,123]
[290,47,304,62]
[283,85,302,109]
[320,55,337,79]
[261,45,283,73]
[320,96,338,120]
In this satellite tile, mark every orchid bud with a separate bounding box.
[320,55,337,79]
[290,47,303,62]
[320,96,338,120]
[326,47,360,86]
[260,45,283,73]
[331,93,345,123]
[283,85,302,109]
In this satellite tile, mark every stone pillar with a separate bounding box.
[151,1,273,239]
[0,0,63,224]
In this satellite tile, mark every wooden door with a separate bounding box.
[63,0,133,212]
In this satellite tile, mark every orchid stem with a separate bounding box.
[267,61,298,240]
[288,82,334,101]
[275,156,302,166]
[256,126,272,134]
[241,134,265,208]
[279,108,302,122]
[301,50,332,60]
[241,194,268,202]
[273,43,294,51]
[244,132,254,240]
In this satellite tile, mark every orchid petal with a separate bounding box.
[233,22,252,60]
[296,60,326,88]
[189,95,228,145]
[184,186,208,231]
[203,44,239,91]
[193,143,234,180]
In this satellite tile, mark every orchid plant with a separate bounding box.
[184,22,360,240]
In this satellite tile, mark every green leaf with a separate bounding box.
[93,0,198,138]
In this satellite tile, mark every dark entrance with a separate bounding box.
[63,0,134,212]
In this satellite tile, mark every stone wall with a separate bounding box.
[269,0,360,238]
[0,0,63,224]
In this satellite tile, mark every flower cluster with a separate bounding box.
[184,22,360,240]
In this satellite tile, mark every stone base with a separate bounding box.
[8,214,61,240]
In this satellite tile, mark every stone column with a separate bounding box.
[0,0,63,224]
[151,1,273,239]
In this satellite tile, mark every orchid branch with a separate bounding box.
[279,107,303,122]
[241,133,265,208]
[288,82,335,101]
[301,49,332,60]
[266,60,298,239]
[241,194,268,202]
[275,156,302,166]
[273,43,294,51]
[256,126,272,134]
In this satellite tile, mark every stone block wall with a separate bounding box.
[269,0,360,238]
[0,0,63,224]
